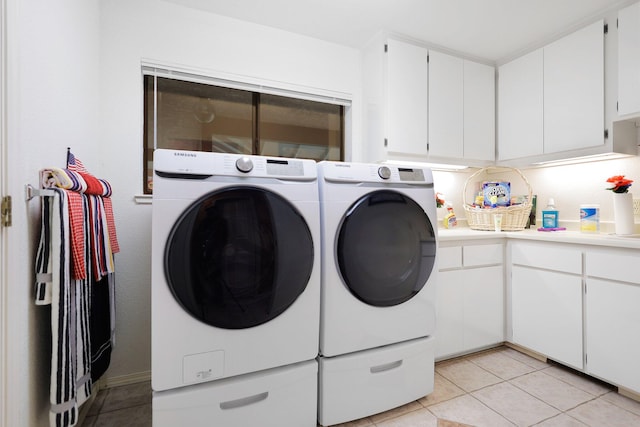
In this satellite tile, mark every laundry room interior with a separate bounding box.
[3,0,640,426]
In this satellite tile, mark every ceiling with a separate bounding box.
[163,0,630,63]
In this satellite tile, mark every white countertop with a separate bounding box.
[438,226,640,249]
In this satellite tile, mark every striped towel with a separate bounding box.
[36,154,118,427]
[35,189,92,427]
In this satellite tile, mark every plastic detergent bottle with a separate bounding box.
[542,198,559,228]
[443,204,458,228]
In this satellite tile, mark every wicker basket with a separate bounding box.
[462,167,533,231]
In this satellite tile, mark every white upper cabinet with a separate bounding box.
[498,48,544,160]
[428,50,464,158]
[544,20,604,153]
[464,60,495,162]
[363,37,495,165]
[429,51,495,161]
[386,39,429,156]
[498,20,606,162]
[618,1,640,116]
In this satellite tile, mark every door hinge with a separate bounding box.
[384,43,388,53]
[1,196,12,227]
[604,129,609,139]
[384,138,388,147]
[604,23,608,34]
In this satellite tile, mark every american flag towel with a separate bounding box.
[36,154,118,427]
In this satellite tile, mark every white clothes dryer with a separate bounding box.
[317,161,438,357]
[317,161,438,426]
[151,149,321,392]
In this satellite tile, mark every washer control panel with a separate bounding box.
[153,149,317,181]
[235,156,254,173]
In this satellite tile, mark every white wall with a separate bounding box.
[98,0,363,383]
[4,0,101,425]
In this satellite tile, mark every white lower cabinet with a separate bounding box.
[585,278,640,393]
[436,243,504,359]
[510,241,583,370]
[511,266,583,370]
[508,242,640,394]
[585,248,640,393]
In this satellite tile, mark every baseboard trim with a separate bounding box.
[619,386,640,403]
[102,371,152,389]
[504,342,548,363]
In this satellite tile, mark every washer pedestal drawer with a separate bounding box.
[318,336,434,426]
[153,359,317,427]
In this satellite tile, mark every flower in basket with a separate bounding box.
[435,192,445,208]
[606,175,633,193]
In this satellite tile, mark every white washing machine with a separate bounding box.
[317,161,438,426]
[151,149,320,425]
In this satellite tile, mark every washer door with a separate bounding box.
[337,190,436,307]
[165,186,314,329]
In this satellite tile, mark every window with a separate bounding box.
[143,75,345,193]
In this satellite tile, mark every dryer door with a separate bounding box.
[337,190,436,307]
[164,186,314,329]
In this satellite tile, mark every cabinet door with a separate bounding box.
[464,265,504,350]
[436,269,465,359]
[511,266,583,370]
[618,2,640,116]
[586,278,640,393]
[464,60,495,161]
[586,248,640,283]
[498,48,544,160]
[464,243,503,267]
[428,50,463,158]
[386,39,429,156]
[511,241,582,275]
[544,20,604,153]
[438,246,462,270]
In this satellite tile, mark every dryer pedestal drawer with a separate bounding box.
[153,360,317,427]
[318,336,434,426]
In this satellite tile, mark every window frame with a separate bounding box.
[142,66,351,194]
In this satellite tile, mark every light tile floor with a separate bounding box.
[81,346,640,427]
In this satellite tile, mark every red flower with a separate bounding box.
[606,175,634,193]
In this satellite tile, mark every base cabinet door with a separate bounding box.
[464,265,504,351]
[436,244,504,360]
[511,266,583,370]
[585,278,640,393]
[436,270,465,358]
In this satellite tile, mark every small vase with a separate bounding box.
[612,192,635,235]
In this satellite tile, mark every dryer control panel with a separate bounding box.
[319,161,433,186]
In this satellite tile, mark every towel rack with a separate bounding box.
[25,184,55,201]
